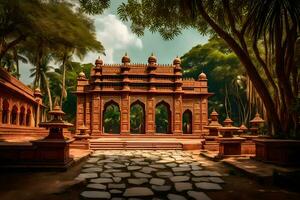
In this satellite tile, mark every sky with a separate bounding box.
[20,1,208,84]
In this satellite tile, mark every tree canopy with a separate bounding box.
[79,0,300,137]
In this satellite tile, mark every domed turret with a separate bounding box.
[95,56,103,66]
[173,56,181,65]
[122,52,131,64]
[148,53,157,64]
[78,71,86,79]
[198,72,207,80]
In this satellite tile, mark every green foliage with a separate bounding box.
[103,103,120,134]
[130,103,145,134]
[181,37,247,124]
[155,103,170,133]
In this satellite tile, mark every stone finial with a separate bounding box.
[95,56,103,66]
[250,112,264,124]
[198,72,207,80]
[122,52,131,64]
[173,56,181,65]
[223,115,233,127]
[148,53,157,64]
[78,71,86,79]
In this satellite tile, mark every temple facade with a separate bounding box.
[75,54,211,137]
[0,68,45,130]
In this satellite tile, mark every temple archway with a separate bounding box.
[182,109,192,134]
[155,101,171,134]
[2,99,9,124]
[130,100,145,134]
[20,106,25,126]
[11,105,18,125]
[26,108,31,126]
[103,101,120,134]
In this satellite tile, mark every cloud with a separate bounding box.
[89,14,143,63]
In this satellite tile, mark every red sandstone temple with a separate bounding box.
[75,54,211,138]
[0,67,46,137]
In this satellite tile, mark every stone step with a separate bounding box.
[89,141,183,150]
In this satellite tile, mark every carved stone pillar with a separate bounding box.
[7,110,11,125]
[201,98,208,135]
[16,111,20,125]
[146,95,155,135]
[173,94,183,135]
[35,105,40,127]
[120,94,130,135]
[85,94,91,135]
[193,100,202,135]
[91,94,101,135]
[76,95,85,134]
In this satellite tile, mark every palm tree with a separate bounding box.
[30,54,59,110]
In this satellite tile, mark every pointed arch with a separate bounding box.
[20,106,25,126]
[155,101,171,134]
[183,109,192,134]
[130,100,145,134]
[26,108,31,126]
[2,99,9,124]
[11,105,18,125]
[103,100,120,134]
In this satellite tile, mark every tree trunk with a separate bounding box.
[60,53,67,107]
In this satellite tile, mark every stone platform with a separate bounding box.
[77,150,224,199]
[89,137,204,150]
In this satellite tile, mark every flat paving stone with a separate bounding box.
[100,172,113,178]
[187,191,212,200]
[80,191,111,199]
[90,178,113,184]
[166,163,177,168]
[113,172,131,178]
[127,166,142,171]
[110,189,123,194]
[191,170,222,177]
[133,172,152,178]
[174,182,193,192]
[172,167,191,172]
[149,164,166,169]
[86,158,100,163]
[140,167,157,174]
[113,177,122,183]
[167,194,187,200]
[123,187,154,197]
[128,178,148,185]
[156,171,173,178]
[151,185,172,192]
[86,183,107,190]
[108,183,126,189]
[82,167,103,173]
[170,176,190,182]
[76,173,98,180]
[149,178,165,186]
[195,182,222,190]
[192,177,210,182]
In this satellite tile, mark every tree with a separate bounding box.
[29,54,58,110]
[79,0,299,137]
[181,36,253,125]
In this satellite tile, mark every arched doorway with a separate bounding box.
[155,101,171,134]
[182,109,192,134]
[11,105,18,125]
[20,106,25,126]
[103,101,120,134]
[2,99,9,124]
[26,108,31,126]
[130,100,145,134]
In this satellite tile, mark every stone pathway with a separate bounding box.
[76,150,224,199]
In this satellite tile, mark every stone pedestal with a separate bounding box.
[217,137,246,157]
[32,138,74,168]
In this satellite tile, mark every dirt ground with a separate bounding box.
[0,155,299,200]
